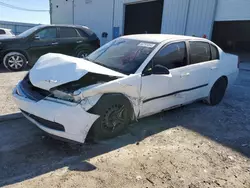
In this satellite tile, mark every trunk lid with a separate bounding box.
[29,53,125,91]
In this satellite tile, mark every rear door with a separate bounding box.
[57,27,82,56]
[184,41,213,102]
[28,27,59,64]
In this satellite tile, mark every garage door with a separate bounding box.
[124,0,163,35]
[212,21,250,52]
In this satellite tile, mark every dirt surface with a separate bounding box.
[0,70,250,188]
[0,66,27,115]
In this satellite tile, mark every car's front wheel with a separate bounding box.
[88,94,133,141]
[3,52,27,71]
[206,77,228,106]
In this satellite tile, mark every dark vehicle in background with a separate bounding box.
[0,25,100,71]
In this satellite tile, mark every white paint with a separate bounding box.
[0,28,15,38]
[215,0,250,21]
[13,87,99,143]
[13,35,239,143]
[30,53,125,90]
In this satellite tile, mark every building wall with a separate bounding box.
[0,21,37,35]
[161,0,189,35]
[50,0,73,24]
[74,0,114,45]
[114,0,216,39]
[185,0,216,38]
[215,0,250,21]
[51,0,249,44]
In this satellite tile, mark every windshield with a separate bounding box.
[18,25,42,38]
[87,38,158,75]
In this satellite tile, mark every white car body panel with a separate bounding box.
[30,53,125,90]
[13,34,239,143]
[13,86,99,143]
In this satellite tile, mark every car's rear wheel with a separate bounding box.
[88,95,133,141]
[3,52,27,71]
[206,77,228,106]
[76,49,90,58]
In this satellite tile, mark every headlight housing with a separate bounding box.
[51,89,81,102]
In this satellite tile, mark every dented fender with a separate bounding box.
[78,74,142,117]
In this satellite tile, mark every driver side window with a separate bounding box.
[153,42,188,70]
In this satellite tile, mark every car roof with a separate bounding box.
[121,34,209,43]
[38,24,90,30]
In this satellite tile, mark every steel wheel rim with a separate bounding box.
[102,105,126,133]
[8,55,24,69]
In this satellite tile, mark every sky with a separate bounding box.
[0,0,50,24]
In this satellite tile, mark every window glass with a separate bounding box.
[60,27,78,38]
[153,42,187,70]
[210,44,219,60]
[189,42,211,64]
[87,38,158,75]
[77,29,89,38]
[0,29,6,34]
[36,28,57,40]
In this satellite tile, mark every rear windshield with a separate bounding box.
[87,38,158,75]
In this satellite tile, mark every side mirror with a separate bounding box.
[34,35,40,40]
[153,64,170,75]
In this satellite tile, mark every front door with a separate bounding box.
[140,42,190,117]
[28,27,59,65]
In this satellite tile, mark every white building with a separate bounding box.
[50,0,250,52]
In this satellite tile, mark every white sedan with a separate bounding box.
[0,28,15,38]
[13,34,239,143]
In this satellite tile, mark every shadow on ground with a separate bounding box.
[0,70,249,187]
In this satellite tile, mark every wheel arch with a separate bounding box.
[88,92,137,121]
[1,49,30,63]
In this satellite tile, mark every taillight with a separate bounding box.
[97,39,100,48]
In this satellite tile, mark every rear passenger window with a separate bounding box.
[77,29,89,38]
[189,42,211,64]
[60,27,78,38]
[210,44,219,60]
[153,42,187,70]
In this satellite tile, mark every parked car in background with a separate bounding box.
[0,25,100,71]
[13,34,239,143]
[0,28,15,39]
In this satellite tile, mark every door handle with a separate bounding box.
[211,66,218,70]
[76,41,83,44]
[181,72,190,77]
[51,42,58,45]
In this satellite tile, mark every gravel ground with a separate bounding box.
[0,66,27,115]
[0,70,250,188]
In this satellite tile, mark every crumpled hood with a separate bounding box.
[29,53,125,91]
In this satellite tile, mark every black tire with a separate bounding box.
[88,94,133,140]
[207,77,228,106]
[76,49,90,58]
[3,52,27,71]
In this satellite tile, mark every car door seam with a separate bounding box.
[143,83,209,103]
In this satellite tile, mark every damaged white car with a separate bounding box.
[13,34,239,143]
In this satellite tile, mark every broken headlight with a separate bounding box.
[50,89,81,102]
